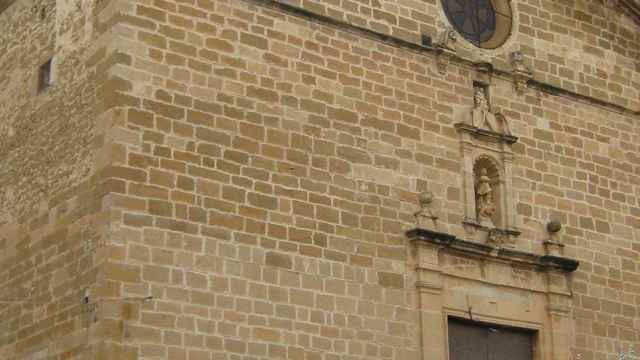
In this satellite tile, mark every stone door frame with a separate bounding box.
[443,310,542,360]
[407,228,578,360]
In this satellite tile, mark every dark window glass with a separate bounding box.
[442,0,512,49]
[38,58,52,93]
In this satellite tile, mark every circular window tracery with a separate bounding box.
[442,0,513,49]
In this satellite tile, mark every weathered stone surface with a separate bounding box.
[1,0,639,359]
[265,251,293,269]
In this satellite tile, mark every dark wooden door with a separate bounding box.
[448,318,489,360]
[448,318,534,360]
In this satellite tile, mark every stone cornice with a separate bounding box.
[243,0,640,117]
[454,123,519,145]
[406,228,580,273]
[2,0,636,114]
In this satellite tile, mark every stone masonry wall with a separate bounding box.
[91,0,639,359]
[273,0,640,111]
[0,0,639,359]
[0,0,136,358]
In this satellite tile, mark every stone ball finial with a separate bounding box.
[418,191,434,207]
[546,220,562,234]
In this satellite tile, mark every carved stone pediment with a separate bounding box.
[455,122,518,145]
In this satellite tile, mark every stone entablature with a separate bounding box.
[406,228,579,360]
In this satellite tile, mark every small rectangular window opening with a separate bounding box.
[421,33,432,47]
[38,58,53,93]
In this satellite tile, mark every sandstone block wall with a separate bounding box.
[0,0,137,358]
[1,0,639,359]
[272,0,640,110]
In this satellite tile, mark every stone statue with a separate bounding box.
[415,190,439,231]
[476,168,496,226]
[472,87,499,132]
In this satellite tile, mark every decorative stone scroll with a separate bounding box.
[456,83,519,247]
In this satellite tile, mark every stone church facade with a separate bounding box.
[0,0,639,359]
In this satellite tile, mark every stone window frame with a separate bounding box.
[33,51,55,96]
[441,0,514,49]
[38,58,54,93]
[437,0,519,56]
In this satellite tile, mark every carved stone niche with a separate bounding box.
[406,228,579,360]
[456,85,519,247]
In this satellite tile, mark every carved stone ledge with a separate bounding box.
[408,227,457,245]
[455,123,518,145]
[540,255,579,272]
[461,220,521,236]
[406,228,579,273]
[415,280,443,293]
[475,62,494,75]
[462,220,521,248]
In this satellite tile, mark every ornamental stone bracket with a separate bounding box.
[434,27,458,75]
[406,228,579,360]
[510,51,533,95]
[455,84,520,248]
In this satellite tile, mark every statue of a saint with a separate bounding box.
[476,168,496,226]
[472,87,499,132]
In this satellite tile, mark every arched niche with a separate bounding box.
[455,89,519,247]
[473,156,502,229]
